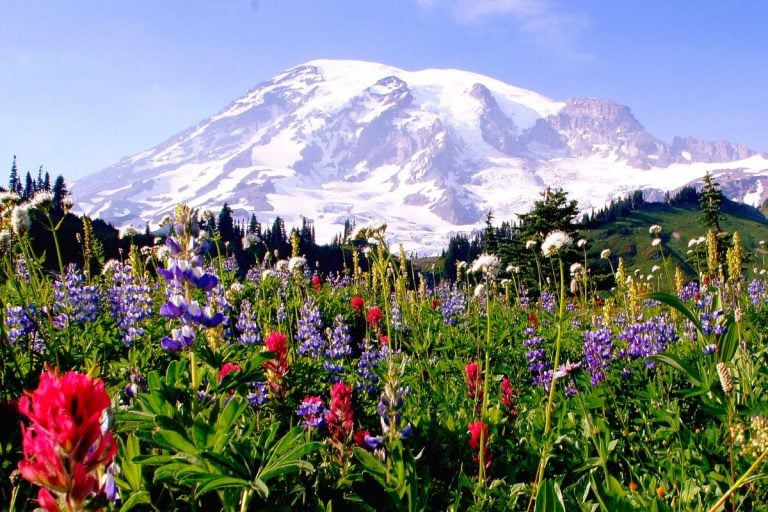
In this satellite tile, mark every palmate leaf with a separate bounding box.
[154,429,199,454]
[255,425,320,490]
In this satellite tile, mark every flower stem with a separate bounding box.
[530,257,566,508]
[707,447,768,512]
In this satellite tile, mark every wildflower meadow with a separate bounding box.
[3,189,768,511]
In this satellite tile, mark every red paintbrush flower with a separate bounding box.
[326,382,354,445]
[263,332,289,397]
[218,362,242,382]
[351,296,364,314]
[366,306,382,327]
[312,274,322,292]
[465,361,483,403]
[17,367,117,511]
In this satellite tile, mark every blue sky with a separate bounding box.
[2,0,767,181]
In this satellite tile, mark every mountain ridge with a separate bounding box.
[72,59,768,254]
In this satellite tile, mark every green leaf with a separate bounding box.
[257,426,319,482]
[718,317,739,363]
[535,479,566,512]
[154,429,199,454]
[120,490,151,511]
[647,353,702,388]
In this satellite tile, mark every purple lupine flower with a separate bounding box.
[389,295,404,332]
[247,381,269,406]
[276,302,288,323]
[52,264,101,326]
[377,383,413,440]
[297,396,326,429]
[540,291,556,312]
[519,285,530,309]
[107,262,153,346]
[437,283,466,325]
[327,272,352,290]
[679,281,701,302]
[296,297,325,357]
[160,294,187,319]
[702,343,717,355]
[748,279,768,306]
[15,255,29,281]
[123,368,147,399]
[357,338,388,396]
[700,310,727,336]
[244,266,261,282]
[161,325,196,352]
[583,327,614,386]
[236,299,261,345]
[157,239,219,291]
[524,328,552,389]
[618,314,678,367]
[4,304,38,346]
[326,314,352,359]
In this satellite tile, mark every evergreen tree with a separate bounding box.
[217,203,235,246]
[43,171,51,191]
[699,172,724,232]
[23,171,34,199]
[248,214,260,235]
[482,209,497,253]
[8,155,21,195]
[36,165,44,190]
[518,187,580,239]
[52,175,68,215]
[500,187,580,290]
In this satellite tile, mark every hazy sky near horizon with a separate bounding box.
[2,0,767,182]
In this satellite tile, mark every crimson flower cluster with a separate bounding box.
[263,331,290,398]
[465,361,483,414]
[468,421,492,471]
[17,368,118,511]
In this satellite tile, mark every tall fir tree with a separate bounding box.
[217,203,235,246]
[23,171,34,199]
[8,155,21,195]
[51,175,68,215]
[699,172,724,232]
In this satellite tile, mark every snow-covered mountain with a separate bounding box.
[73,59,768,254]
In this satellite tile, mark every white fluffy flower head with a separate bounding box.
[525,240,538,250]
[600,249,611,260]
[288,256,306,272]
[651,238,662,247]
[649,224,663,235]
[541,230,572,258]
[471,253,501,276]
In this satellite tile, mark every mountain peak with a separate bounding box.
[73,59,768,254]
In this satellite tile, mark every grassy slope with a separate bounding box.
[581,200,768,280]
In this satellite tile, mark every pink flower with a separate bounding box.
[366,307,382,327]
[468,420,492,471]
[500,377,518,418]
[351,296,365,314]
[326,382,354,445]
[17,368,117,511]
[465,361,483,404]
[263,332,289,397]
[312,274,322,292]
[218,362,242,382]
